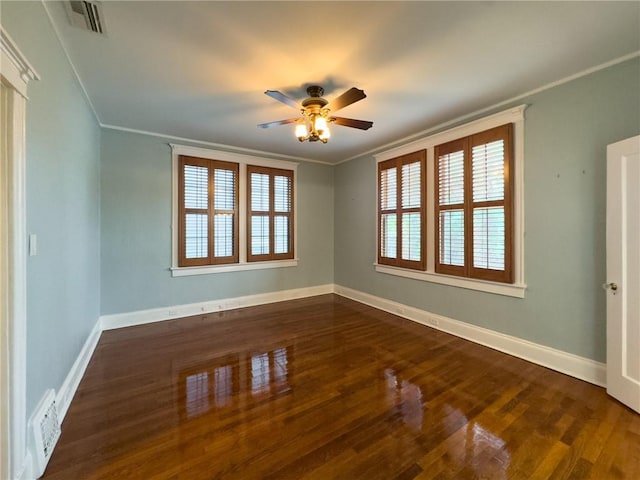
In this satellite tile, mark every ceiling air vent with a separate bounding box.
[65,1,107,35]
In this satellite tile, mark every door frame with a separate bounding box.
[1,26,39,480]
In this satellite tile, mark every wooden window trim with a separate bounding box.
[247,165,294,262]
[377,150,426,271]
[435,124,513,283]
[178,155,239,267]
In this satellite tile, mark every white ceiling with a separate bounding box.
[46,1,640,164]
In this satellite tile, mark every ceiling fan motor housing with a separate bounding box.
[302,87,329,110]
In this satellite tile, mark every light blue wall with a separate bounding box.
[1,2,102,414]
[100,129,334,314]
[334,58,640,363]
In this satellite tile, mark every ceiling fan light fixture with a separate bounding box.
[295,122,308,141]
[319,125,331,142]
[315,115,328,133]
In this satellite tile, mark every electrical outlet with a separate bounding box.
[428,317,439,327]
[168,310,178,316]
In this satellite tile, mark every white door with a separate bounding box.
[606,135,640,413]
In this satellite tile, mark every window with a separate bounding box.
[178,156,238,266]
[378,151,426,270]
[435,124,513,283]
[247,166,294,261]
[374,105,525,298]
[172,145,298,276]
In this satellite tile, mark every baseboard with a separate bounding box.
[100,284,335,331]
[55,319,102,422]
[334,285,606,387]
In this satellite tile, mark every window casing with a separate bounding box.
[378,151,426,270]
[374,105,526,298]
[171,145,298,276]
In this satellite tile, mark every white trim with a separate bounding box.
[97,284,606,387]
[374,264,526,298]
[334,285,606,387]
[55,320,102,422]
[0,29,39,99]
[0,27,38,480]
[100,284,334,331]
[102,123,329,165]
[171,143,299,171]
[373,105,526,295]
[170,144,299,276]
[171,259,298,277]
[338,50,640,165]
[374,105,527,161]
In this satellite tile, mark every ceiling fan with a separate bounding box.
[258,85,373,143]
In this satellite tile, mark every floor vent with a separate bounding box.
[28,389,62,478]
[65,1,107,35]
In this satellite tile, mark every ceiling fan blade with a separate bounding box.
[330,117,373,130]
[329,87,367,112]
[257,118,299,129]
[265,90,299,109]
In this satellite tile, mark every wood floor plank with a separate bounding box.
[42,294,640,479]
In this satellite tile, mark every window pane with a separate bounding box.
[274,216,289,254]
[439,210,464,266]
[251,215,269,255]
[214,169,235,210]
[274,175,291,213]
[401,161,421,208]
[251,173,270,212]
[473,207,505,270]
[185,213,208,258]
[251,353,270,395]
[473,140,505,202]
[213,214,233,257]
[184,165,208,209]
[438,150,464,205]
[185,372,209,418]
[381,213,397,258]
[401,212,421,261]
[214,365,233,409]
[380,167,397,210]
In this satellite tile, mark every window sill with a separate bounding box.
[374,264,526,298]
[171,259,298,277]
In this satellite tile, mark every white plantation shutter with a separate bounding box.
[378,150,426,270]
[179,156,238,266]
[435,124,513,283]
[247,166,294,261]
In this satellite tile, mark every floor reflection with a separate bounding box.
[439,403,510,477]
[180,346,292,419]
[384,368,424,431]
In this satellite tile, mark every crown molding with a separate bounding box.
[0,27,40,98]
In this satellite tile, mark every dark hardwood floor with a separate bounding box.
[43,294,639,479]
